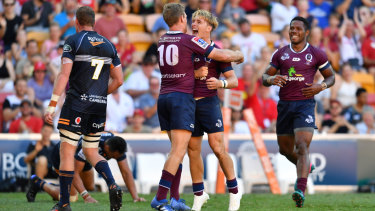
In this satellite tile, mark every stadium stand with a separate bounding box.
[145,14,162,33]
[352,72,375,94]
[246,14,271,33]
[120,14,145,32]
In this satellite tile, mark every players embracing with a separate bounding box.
[151,3,244,211]
[262,16,335,207]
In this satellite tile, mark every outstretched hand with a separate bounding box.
[302,83,323,98]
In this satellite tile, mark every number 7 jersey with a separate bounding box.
[158,31,214,95]
[62,30,121,114]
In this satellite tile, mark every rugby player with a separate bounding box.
[44,6,124,211]
[188,10,241,211]
[26,133,145,204]
[151,3,244,211]
[262,16,335,207]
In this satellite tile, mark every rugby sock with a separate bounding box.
[170,164,182,200]
[58,170,74,207]
[95,160,115,187]
[193,182,204,196]
[297,178,307,193]
[226,178,238,194]
[156,170,174,201]
[31,175,46,190]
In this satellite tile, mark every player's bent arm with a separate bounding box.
[223,70,238,89]
[262,65,278,87]
[207,48,244,63]
[108,65,123,95]
[320,66,335,89]
[117,159,140,201]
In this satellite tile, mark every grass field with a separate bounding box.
[1,192,375,211]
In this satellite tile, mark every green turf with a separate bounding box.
[0,192,375,210]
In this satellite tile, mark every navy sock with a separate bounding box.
[226,178,238,194]
[156,170,174,201]
[170,164,182,200]
[95,160,115,187]
[192,182,204,196]
[58,170,74,207]
[31,175,46,190]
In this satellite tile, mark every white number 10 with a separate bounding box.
[91,59,104,80]
[158,44,179,66]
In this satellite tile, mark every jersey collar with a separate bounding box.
[289,43,309,53]
[167,31,183,34]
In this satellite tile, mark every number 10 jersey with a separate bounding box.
[62,30,121,114]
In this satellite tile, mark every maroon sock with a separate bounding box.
[296,178,307,193]
[226,178,238,194]
[156,170,174,201]
[170,164,182,200]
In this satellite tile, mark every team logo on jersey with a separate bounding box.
[90,41,104,46]
[305,53,313,65]
[63,44,72,53]
[216,119,222,128]
[292,57,301,61]
[75,117,81,125]
[194,58,200,62]
[281,53,289,60]
[286,67,305,82]
[191,37,208,49]
[305,115,313,124]
[81,94,88,101]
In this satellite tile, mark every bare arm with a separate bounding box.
[205,69,238,90]
[223,70,238,89]
[118,159,144,202]
[0,17,6,39]
[108,66,123,95]
[3,107,20,122]
[5,59,16,82]
[353,8,366,41]
[125,89,148,98]
[301,66,335,98]
[335,0,352,15]
[207,48,244,63]
[143,104,157,119]
[338,14,348,40]
[262,65,287,87]
[72,159,98,202]
[216,0,226,15]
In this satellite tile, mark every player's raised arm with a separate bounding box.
[207,48,244,64]
[117,159,145,202]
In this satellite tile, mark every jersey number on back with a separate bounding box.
[91,59,104,80]
[158,44,179,66]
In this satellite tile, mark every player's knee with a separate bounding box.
[36,156,48,166]
[279,148,292,157]
[212,145,225,158]
[295,142,308,155]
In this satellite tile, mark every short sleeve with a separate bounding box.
[26,142,35,154]
[219,62,233,73]
[186,36,214,58]
[3,98,11,109]
[110,43,121,68]
[62,37,76,61]
[270,49,280,69]
[315,49,330,71]
[116,154,127,161]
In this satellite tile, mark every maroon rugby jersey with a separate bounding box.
[158,31,214,95]
[270,43,330,101]
[193,42,233,98]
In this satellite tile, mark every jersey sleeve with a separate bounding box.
[116,153,127,161]
[219,61,233,73]
[2,98,11,109]
[62,36,76,61]
[270,49,280,69]
[110,43,121,68]
[315,48,330,71]
[186,36,214,57]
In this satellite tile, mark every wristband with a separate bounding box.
[267,77,272,85]
[223,80,228,88]
[220,80,225,88]
[321,82,327,90]
[80,190,89,199]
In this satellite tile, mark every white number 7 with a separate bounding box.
[91,59,104,80]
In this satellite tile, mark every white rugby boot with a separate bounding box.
[191,191,210,211]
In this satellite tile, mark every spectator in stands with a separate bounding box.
[27,61,55,109]
[356,110,375,134]
[254,46,271,76]
[144,27,166,63]
[0,43,16,92]
[24,123,56,179]
[151,16,169,33]
[270,0,297,33]
[359,6,374,37]
[115,29,135,68]
[15,39,38,79]
[99,0,129,13]
[0,0,22,16]
[231,107,250,134]
[308,0,331,29]
[95,0,126,41]
[122,55,161,105]
[216,0,246,36]
[333,0,363,20]
[274,24,290,49]
[131,0,154,14]
[0,0,24,52]
[41,23,61,61]
[3,78,38,132]
[198,0,212,12]
[124,108,152,133]
[9,99,43,133]
[105,89,134,132]
[21,0,53,32]
[361,21,375,69]
[314,71,331,129]
[257,85,277,132]
[137,76,160,132]
[77,0,97,12]
[309,26,324,49]
[53,0,77,39]
[331,63,360,109]
[9,29,27,63]
[185,0,199,25]
[297,0,316,28]
[344,87,374,125]
[49,40,64,72]
[323,13,341,71]
[321,100,358,134]
[338,12,366,70]
[231,18,266,63]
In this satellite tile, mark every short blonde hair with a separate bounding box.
[192,9,218,31]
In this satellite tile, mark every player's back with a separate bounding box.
[158,32,213,95]
[62,30,120,114]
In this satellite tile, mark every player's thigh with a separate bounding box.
[188,136,203,154]
[294,131,313,149]
[293,99,316,134]
[277,135,295,154]
[207,132,225,153]
[194,96,223,136]
[276,100,294,135]
[80,167,95,191]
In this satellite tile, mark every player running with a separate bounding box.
[262,16,335,207]
[151,3,243,211]
[187,10,241,211]
[44,6,124,211]
[26,133,145,204]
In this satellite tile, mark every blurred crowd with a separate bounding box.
[0,0,375,135]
